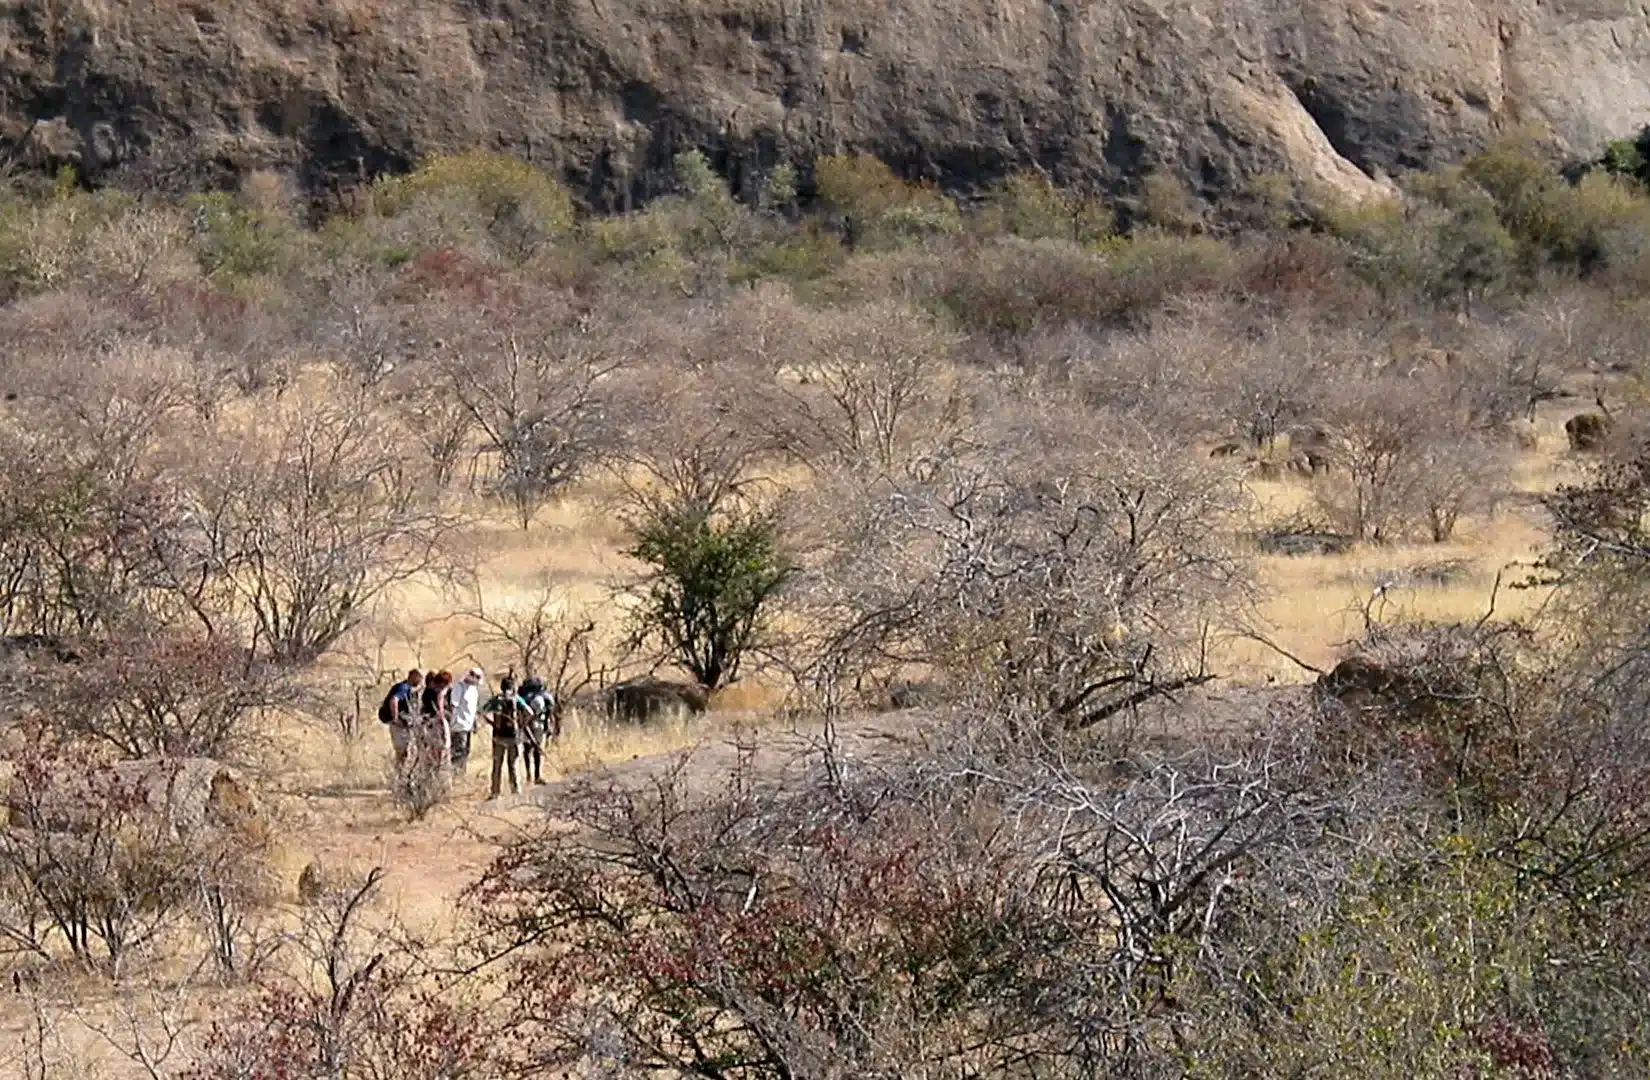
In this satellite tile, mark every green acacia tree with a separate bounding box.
[624,504,792,690]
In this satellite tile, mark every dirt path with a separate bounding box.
[280,711,930,928]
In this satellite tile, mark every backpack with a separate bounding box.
[377,684,399,725]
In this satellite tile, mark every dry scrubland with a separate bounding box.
[3,136,1650,1077]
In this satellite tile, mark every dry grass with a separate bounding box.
[1220,405,1569,683]
[1228,528,1552,681]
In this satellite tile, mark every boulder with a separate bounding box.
[1565,412,1612,451]
[607,679,710,724]
[296,857,359,905]
[4,757,261,839]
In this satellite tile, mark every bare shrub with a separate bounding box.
[610,362,781,522]
[465,757,1061,1078]
[406,379,480,490]
[1314,620,1535,799]
[37,627,284,761]
[1411,432,1511,542]
[188,867,499,1080]
[58,985,205,1079]
[0,188,193,300]
[155,285,299,404]
[391,738,452,823]
[463,712,1337,1078]
[0,749,271,977]
[182,388,457,663]
[1215,311,1350,450]
[305,270,422,386]
[1543,431,1650,645]
[78,200,200,300]
[1306,375,1430,542]
[789,400,1249,728]
[0,423,189,641]
[1064,307,1231,439]
[462,578,598,720]
[1308,368,1515,544]
[463,601,1650,1077]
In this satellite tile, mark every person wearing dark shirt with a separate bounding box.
[416,671,454,772]
[481,677,527,799]
[518,676,552,785]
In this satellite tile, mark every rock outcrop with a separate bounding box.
[2,0,1648,205]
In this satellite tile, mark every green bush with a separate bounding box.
[814,154,911,221]
[0,181,184,298]
[314,214,416,269]
[759,162,798,214]
[1329,184,1518,311]
[585,207,680,265]
[1602,129,1650,184]
[1136,169,1204,234]
[668,149,758,257]
[813,153,961,250]
[1225,170,1297,232]
[876,200,963,242]
[186,191,302,284]
[624,504,792,691]
[371,151,575,261]
[1432,192,1521,309]
[979,171,1113,242]
[1456,134,1650,275]
[731,227,845,287]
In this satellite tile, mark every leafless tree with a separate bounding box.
[1411,432,1511,542]
[433,294,634,528]
[180,388,458,663]
[789,399,1250,731]
[1310,370,1514,544]
[460,577,600,728]
[398,374,477,492]
[772,299,966,473]
[1310,375,1436,543]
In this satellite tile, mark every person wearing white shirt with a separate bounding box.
[448,668,483,774]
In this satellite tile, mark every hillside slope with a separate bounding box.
[2,0,1649,204]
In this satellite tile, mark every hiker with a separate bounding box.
[519,675,552,786]
[481,675,527,799]
[379,669,424,767]
[448,667,484,774]
[418,671,453,770]
[420,671,448,723]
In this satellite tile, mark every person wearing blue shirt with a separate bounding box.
[380,669,424,767]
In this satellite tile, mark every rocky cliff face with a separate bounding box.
[2,0,1648,206]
